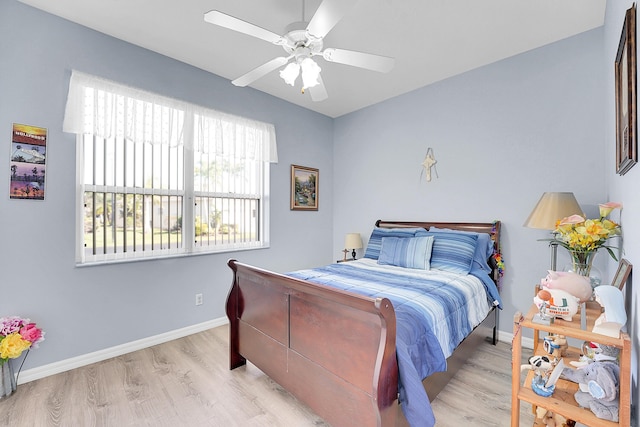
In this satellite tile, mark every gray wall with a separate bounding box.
[605,1,640,424]
[333,27,607,339]
[2,1,638,420]
[0,0,334,369]
[333,12,639,422]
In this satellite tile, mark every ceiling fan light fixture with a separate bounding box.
[205,0,393,102]
[300,57,321,89]
[280,62,300,86]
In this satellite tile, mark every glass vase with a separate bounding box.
[569,250,596,277]
[0,360,16,399]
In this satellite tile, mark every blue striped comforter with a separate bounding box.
[287,258,494,427]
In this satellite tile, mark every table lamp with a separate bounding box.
[523,192,582,271]
[344,233,363,261]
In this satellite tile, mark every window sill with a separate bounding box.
[75,244,269,268]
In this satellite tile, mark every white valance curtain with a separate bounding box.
[63,70,278,163]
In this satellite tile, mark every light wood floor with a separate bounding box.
[0,325,535,426]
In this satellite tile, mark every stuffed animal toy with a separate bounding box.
[541,270,592,303]
[561,362,620,421]
[571,341,620,368]
[593,344,620,362]
[534,288,580,321]
[535,407,576,427]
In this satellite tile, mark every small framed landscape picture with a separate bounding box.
[290,164,318,211]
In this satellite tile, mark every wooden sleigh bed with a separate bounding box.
[226,220,502,427]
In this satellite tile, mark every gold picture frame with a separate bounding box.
[615,4,637,175]
[290,164,318,211]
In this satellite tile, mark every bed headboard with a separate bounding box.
[375,220,503,288]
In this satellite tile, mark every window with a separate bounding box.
[64,71,277,264]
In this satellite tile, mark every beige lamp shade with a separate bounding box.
[523,192,582,230]
[344,233,363,249]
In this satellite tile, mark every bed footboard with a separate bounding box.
[226,259,399,427]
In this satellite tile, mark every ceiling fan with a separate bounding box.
[204,0,395,102]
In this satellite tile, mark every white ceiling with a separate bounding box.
[19,0,606,118]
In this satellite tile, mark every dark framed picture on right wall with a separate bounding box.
[615,4,637,175]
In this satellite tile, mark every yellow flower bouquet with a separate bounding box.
[549,202,622,275]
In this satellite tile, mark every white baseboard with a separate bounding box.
[17,317,228,385]
[497,330,535,350]
[17,320,532,385]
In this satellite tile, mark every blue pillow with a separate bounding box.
[364,227,428,260]
[429,227,494,273]
[377,236,434,269]
[428,231,478,274]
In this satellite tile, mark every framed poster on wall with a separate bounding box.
[10,123,47,200]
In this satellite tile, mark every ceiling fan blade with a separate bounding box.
[306,0,359,39]
[322,48,395,73]
[204,10,284,45]
[308,75,328,102]
[231,57,290,87]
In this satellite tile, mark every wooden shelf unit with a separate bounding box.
[511,303,631,427]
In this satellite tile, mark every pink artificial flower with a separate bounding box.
[559,215,585,225]
[19,323,43,345]
[599,202,623,218]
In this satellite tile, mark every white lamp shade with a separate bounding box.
[523,192,583,230]
[280,63,300,86]
[344,233,363,250]
[300,58,321,89]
